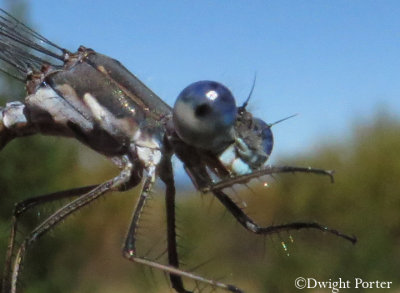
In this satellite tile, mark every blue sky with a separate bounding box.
[3,0,400,160]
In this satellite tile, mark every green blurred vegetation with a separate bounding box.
[0,3,399,293]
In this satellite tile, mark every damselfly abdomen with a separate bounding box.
[0,9,355,293]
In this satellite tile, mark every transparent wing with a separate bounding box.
[0,8,66,80]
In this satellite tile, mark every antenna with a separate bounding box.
[269,113,298,127]
[239,73,257,111]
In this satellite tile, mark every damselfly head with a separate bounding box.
[173,80,274,175]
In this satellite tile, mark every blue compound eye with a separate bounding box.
[173,81,237,152]
[253,118,273,158]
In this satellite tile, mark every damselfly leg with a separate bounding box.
[2,185,98,293]
[122,163,242,293]
[184,161,356,244]
[2,156,138,293]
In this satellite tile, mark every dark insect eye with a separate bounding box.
[173,81,237,152]
[253,118,274,159]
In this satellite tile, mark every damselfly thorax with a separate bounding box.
[0,9,355,293]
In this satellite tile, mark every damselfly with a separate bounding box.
[0,9,356,293]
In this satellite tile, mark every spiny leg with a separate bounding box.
[123,166,243,293]
[186,165,355,243]
[204,165,335,192]
[212,189,356,243]
[159,156,190,292]
[2,185,98,293]
[8,156,135,293]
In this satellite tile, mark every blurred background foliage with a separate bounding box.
[0,2,399,293]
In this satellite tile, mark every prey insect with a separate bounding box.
[0,9,356,293]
